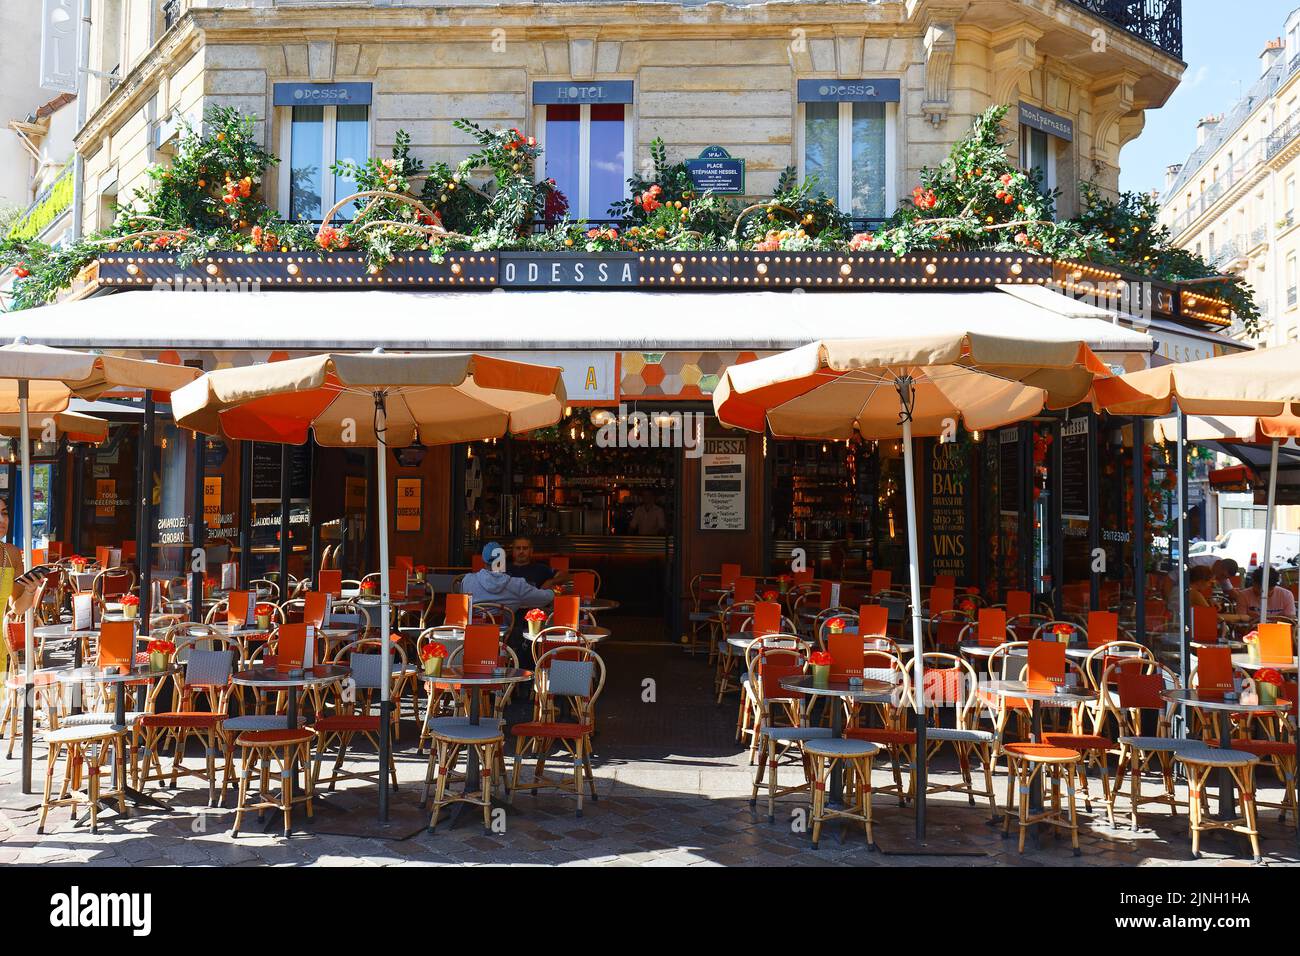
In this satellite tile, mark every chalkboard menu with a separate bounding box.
[251,442,311,500]
[925,440,972,582]
[998,429,1021,514]
[1060,418,1090,520]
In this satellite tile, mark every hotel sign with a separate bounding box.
[499,252,638,287]
[1018,102,1074,142]
[273,82,373,106]
[796,79,901,103]
[532,81,634,104]
[685,146,745,195]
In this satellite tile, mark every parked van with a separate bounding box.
[1187,528,1300,570]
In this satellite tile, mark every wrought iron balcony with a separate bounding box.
[162,0,182,32]
[1067,0,1183,59]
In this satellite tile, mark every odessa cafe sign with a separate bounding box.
[499,252,638,287]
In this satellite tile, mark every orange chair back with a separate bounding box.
[572,571,597,600]
[733,577,757,603]
[1117,671,1164,710]
[817,580,836,608]
[303,591,329,628]
[548,555,570,572]
[97,620,136,669]
[923,665,965,708]
[870,570,892,593]
[929,587,954,615]
[1192,605,1219,643]
[4,622,24,655]
[462,623,500,674]
[759,656,805,703]
[828,632,864,680]
[395,556,413,572]
[471,554,486,572]
[552,595,581,631]
[121,541,137,563]
[933,574,956,590]
[1196,645,1234,699]
[95,546,111,568]
[1257,623,1294,663]
[858,605,888,637]
[1006,590,1032,618]
[272,624,310,671]
[792,570,814,586]
[1026,640,1065,692]
[720,564,741,589]
[318,569,342,597]
[445,594,471,628]
[752,601,782,637]
[1087,611,1119,648]
[978,608,1008,646]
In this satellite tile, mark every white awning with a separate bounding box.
[3,286,1153,354]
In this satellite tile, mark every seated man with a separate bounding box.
[461,541,556,613]
[507,536,570,590]
[1187,564,1215,609]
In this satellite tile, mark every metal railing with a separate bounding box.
[1066,0,1183,59]
[162,0,182,32]
[1267,110,1300,162]
[1288,287,1297,309]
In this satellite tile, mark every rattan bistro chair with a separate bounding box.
[919,652,999,820]
[748,646,829,824]
[310,644,400,795]
[509,647,606,817]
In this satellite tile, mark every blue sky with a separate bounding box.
[1120,0,1298,196]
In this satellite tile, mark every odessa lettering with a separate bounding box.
[499,255,638,287]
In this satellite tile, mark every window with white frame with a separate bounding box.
[1019,125,1055,195]
[533,84,632,222]
[800,100,896,220]
[277,98,370,223]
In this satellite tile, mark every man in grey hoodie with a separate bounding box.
[461,541,555,613]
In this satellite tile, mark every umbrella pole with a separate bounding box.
[896,379,927,842]
[18,382,34,794]
[1261,439,1279,627]
[375,392,392,823]
[1176,409,1189,704]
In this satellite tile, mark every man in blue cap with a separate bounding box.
[461,541,555,614]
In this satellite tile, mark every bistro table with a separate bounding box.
[984,679,1095,840]
[525,625,610,645]
[1159,688,1292,820]
[1231,655,1299,674]
[777,674,897,816]
[57,662,179,812]
[580,598,620,614]
[418,666,531,828]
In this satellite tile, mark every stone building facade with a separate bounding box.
[73,0,1183,235]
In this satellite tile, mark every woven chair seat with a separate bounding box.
[1003,743,1080,763]
[311,714,381,733]
[45,725,126,745]
[759,724,834,743]
[803,738,880,759]
[927,726,995,743]
[1118,735,1192,753]
[510,721,593,739]
[1175,744,1260,769]
[1204,739,1298,758]
[235,729,315,747]
[221,715,302,732]
[845,727,916,746]
[139,711,224,729]
[427,717,504,743]
[1043,733,1113,751]
[58,711,145,727]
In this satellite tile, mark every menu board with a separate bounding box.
[251,442,311,501]
[925,439,971,582]
[998,429,1021,515]
[699,437,746,531]
[1060,417,1090,520]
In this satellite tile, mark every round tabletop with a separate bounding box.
[420,666,532,687]
[1232,655,1299,673]
[222,624,275,638]
[984,679,1094,705]
[725,633,806,652]
[58,663,178,685]
[525,626,609,644]
[34,623,97,641]
[958,642,1002,659]
[581,598,620,613]
[231,664,350,689]
[1160,687,1291,714]
[1064,643,1145,660]
[778,674,897,703]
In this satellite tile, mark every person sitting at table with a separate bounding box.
[1235,565,1297,620]
[462,541,555,613]
[1187,564,1215,609]
[1211,558,1240,595]
[507,536,570,590]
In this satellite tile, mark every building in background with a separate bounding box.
[1158,6,1300,348]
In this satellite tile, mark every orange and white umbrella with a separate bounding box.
[714,331,1114,840]
[172,350,566,820]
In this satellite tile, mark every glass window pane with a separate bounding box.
[333,105,369,221]
[588,103,626,221]
[1021,126,1050,188]
[849,102,887,220]
[803,101,840,202]
[289,105,324,222]
[545,104,581,222]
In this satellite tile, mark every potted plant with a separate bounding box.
[68,555,87,573]
[361,579,378,599]
[120,594,140,620]
[413,564,428,584]
[255,603,273,630]
[761,589,780,603]
[420,641,448,677]
[826,617,846,636]
[809,650,833,688]
[525,607,547,638]
[1254,667,1285,705]
[777,574,793,595]
[1052,622,1075,643]
[146,638,174,672]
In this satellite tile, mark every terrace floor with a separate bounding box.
[2,641,1297,867]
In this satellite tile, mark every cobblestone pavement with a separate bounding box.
[2,643,1297,867]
